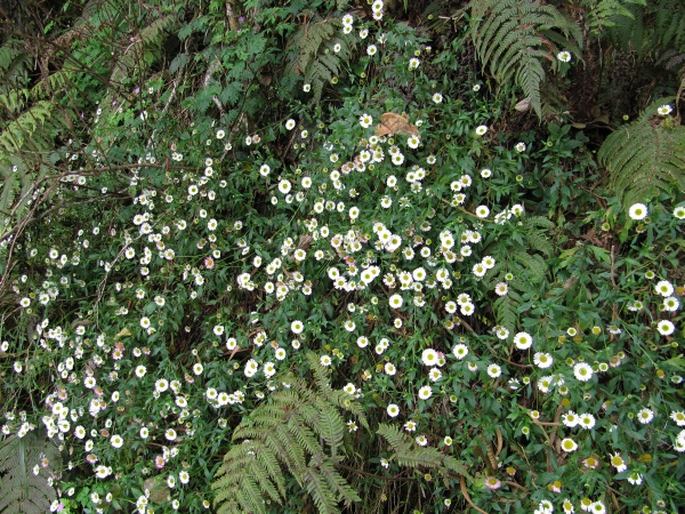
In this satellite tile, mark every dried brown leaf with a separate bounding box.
[375,112,419,137]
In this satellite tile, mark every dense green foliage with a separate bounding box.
[0,1,683,513]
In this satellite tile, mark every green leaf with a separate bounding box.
[0,433,60,514]
[598,98,685,205]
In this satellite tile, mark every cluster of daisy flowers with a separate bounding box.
[6,93,684,514]
[263,103,682,511]
[227,79,681,513]
[2,137,276,511]
[1,9,684,514]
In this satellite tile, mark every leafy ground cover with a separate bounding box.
[0,1,684,513]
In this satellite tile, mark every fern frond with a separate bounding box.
[285,17,355,102]
[377,423,409,452]
[494,294,518,330]
[286,17,335,76]
[0,41,30,95]
[31,70,72,100]
[489,250,544,328]
[0,433,60,514]
[598,98,685,205]
[213,353,363,514]
[378,424,442,469]
[377,424,470,479]
[524,216,554,256]
[0,89,29,115]
[0,101,58,154]
[0,44,21,72]
[256,449,286,498]
[470,0,581,117]
[213,443,271,514]
[443,455,470,477]
[305,355,368,428]
[395,446,444,468]
[487,214,552,328]
[585,0,644,34]
[608,0,685,59]
[516,56,545,119]
[0,158,44,237]
[317,458,360,505]
[287,416,322,456]
[653,0,685,51]
[306,352,334,395]
[0,97,63,234]
[318,407,345,451]
[302,467,339,514]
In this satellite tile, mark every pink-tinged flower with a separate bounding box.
[112,342,125,360]
[484,476,501,490]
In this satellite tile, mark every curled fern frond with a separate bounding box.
[598,98,685,205]
[212,353,364,514]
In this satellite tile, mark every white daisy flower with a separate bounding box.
[657,104,673,116]
[636,407,654,424]
[655,280,674,297]
[560,437,578,452]
[418,385,432,400]
[557,50,572,62]
[513,331,533,350]
[389,293,403,309]
[573,362,593,382]
[656,319,675,336]
[628,203,648,221]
